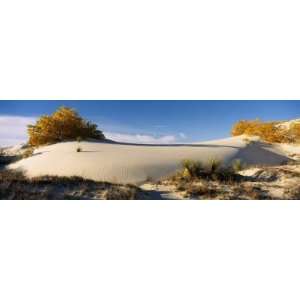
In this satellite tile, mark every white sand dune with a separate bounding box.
[8,136,291,184]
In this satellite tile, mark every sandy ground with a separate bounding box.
[8,136,292,184]
[142,164,300,200]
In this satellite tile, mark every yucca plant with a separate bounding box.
[231,159,244,172]
[181,159,202,178]
[207,158,221,174]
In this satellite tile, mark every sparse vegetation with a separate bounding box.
[177,159,243,183]
[231,159,245,172]
[206,158,221,173]
[28,106,105,147]
[231,119,300,143]
[155,158,300,200]
[0,169,146,200]
[182,159,203,178]
[285,186,300,200]
[22,147,34,159]
[103,185,139,200]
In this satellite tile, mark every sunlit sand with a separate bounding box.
[8,136,292,184]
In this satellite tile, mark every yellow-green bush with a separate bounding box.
[28,107,105,147]
[231,119,293,143]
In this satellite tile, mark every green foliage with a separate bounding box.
[28,106,105,146]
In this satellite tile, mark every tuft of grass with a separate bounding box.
[76,146,82,152]
[181,159,203,178]
[284,186,300,200]
[22,148,34,159]
[0,169,145,200]
[231,159,245,172]
[103,184,139,200]
[185,183,210,198]
[207,158,221,173]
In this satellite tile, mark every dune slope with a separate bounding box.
[8,136,290,184]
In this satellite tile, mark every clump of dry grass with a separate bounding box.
[231,159,245,172]
[284,186,300,200]
[233,184,267,200]
[181,159,203,178]
[22,148,34,159]
[164,159,274,199]
[0,169,145,200]
[184,182,215,199]
[206,158,221,173]
[103,184,140,200]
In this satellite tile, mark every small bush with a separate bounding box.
[0,169,144,200]
[207,158,221,173]
[231,159,245,172]
[76,147,82,152]
[284,186,300,200]
[185,183,209,198]
[182,159,202,178]
[77,136,82,143]
[22,148,34,159]
[103,185,139,200]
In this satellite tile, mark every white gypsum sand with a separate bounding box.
[8,136,292,184]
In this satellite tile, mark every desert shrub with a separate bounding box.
[242,185,267,200]
[206,158,221,173]
[176,159,243,184]
[22,148,34,159]
[185,184,209,198]
[28,106,105,146]
[182,159,203,178]
[103,185,139,200]
[289,123,300,144]
[231,159,245,172]
[0,169,144,200]
[285,186,300,200]
[231,119,291,143]
[76,147,82,152]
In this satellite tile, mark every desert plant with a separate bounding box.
[207,158,221,173]
[22,148,34,159]
[0,169,145,200]
[76,146,82,152]
[28,107,105,146]
[231,119,290,143]
[77,136,82,143]
[103,184,139,200]
[285,186,300,200]
[231,159,245,172]
[181,159,203,178]
[289,123,300,144]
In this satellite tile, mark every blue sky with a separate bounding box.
[0,100,299,146]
